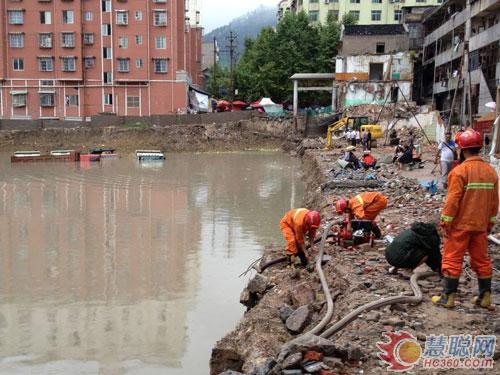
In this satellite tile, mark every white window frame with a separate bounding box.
[153,10,167,26]
[61,32,75,48]
[38,57,54,72]
[12,93,27,108]
[118,36,128,48]
[104,93,113,105]
[85,11,93,22]
[13,58,24,71]
[155,36,166,49]
[153,59,168,73]
[117,58,130,73]
[371,10,382,21]
[62,10,74,25]
[103,47,112,59]
[8,10,24,25]
[40,11,52,25]
[135,35,143,45]
[83,33,94,45]
[136,58,143,68]
[116,11,128,25]
[40,93,55,107]
[135,11,142,21]
[9,33,24,48]
[65,95,79,106]
[61,57,76,72]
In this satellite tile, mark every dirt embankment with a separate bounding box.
[210,144,500,375]
[0,118,301,153]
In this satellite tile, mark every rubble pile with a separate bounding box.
[211,147,500,375]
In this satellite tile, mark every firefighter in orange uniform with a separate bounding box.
[335,192,388,238]
[280,209,321,267]
[433,129,498,308]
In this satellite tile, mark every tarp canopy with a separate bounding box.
[189,86,209,112]
[259,97,276,106]
[232,100,248,107]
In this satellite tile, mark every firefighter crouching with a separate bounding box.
[432,129,499,309]
[335,192,388,239]
[280,209,321,267]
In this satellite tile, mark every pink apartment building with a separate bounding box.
[0,0,203,120]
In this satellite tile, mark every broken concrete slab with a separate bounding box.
[286,305,312,334]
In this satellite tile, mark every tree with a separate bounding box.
[341,13,358,26]
[206,64,231,98]
[317,13,341,73]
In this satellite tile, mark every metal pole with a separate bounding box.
[213,36,217,97]
[293,79,299,117]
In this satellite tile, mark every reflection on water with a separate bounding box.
[0,152,303,374]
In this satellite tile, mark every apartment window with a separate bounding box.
[394,10,402,22]
[153,0,167,3]
[40,93,55,107]
[350,0,360,3]
[416,0,426,2]
[116,11,128,25]
[155,36,166,49]
[61,57,76,72]
[376,42,385,53]
[38,57,54,72]
[104,93,113,105]
[102,24,111,36]
[153,58,168,73]
[135,11,142,21]
[40,80,54,88]
[103,72,112,83]
[349,11,360,21]
[328,10,339,21]
[117,58,130,72]
[135,35,143,45]
[308,11,319,22]
[83,33,94,45]
[153,10,167,26]
[12,93,27,108]
[310,0,319,2]
[13,58,24,71]
[85,11,93,22]
[136,58,143,68]
[9,33,24,48]
[127,96,140,108]
[103,47,112,59]
[118,36,128,48]
[61,33,75,48]
[65,95,79,106]
[40,11,52,25]
[8,10,24,25]
[62,10,74,24]
[84,56,95,69]
[372,0,382,3]
[371,10,381,21]
[39,33,52,48]
[102,1,111,12]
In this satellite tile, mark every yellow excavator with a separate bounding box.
[325,116,383,149]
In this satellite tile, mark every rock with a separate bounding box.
[210,348,244,375]
[219,371,244,375]
[303,351,324,362]
[382,318,405,327]
[279,305,294,323]
[250,357,277,375]
[348,346,364,361]
[278,334,342,362]
[290,283,316,307]
[282,352,303,370]
[247,274,268,294]
[390,304,407,312]
[323,356,343,368]
[240,289,251,305]
[416,333,427,342]
[302,361,324,372]
[281,370,303,375]
[412,321,424,331]
[366,312,381,322]
[286,305,312,334]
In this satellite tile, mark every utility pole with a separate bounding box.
[226,31,237,105]
[212,36,217,97]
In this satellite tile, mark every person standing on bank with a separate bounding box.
[433,129,498,309]
[435,131,456,189]
[367,130,373,150]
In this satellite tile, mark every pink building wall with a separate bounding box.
[0,0,203,120]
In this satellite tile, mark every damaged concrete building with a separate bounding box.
[334,25,414,107]
[422,0,500,118]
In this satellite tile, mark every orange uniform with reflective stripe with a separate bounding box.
[280,208,314,255]
[441,156,498,231]
[440,156,498,278]
[349,192,388,221]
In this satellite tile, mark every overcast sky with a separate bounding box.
[202,0,280,33]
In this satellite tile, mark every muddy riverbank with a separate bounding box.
[0,117,302,153]
[210,143,500,375]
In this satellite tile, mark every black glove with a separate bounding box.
[297,251,308,266]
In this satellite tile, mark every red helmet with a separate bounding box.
[336,198,348,214]
[456,129,482,149]
[305,211,321,229]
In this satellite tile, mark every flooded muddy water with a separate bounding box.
[0,152,303,374]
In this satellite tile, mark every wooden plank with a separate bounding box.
[335,72,369,81]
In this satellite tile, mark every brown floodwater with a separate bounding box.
[0,151,303,374]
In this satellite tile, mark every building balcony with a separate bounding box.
[470,22,500,52]
[424,8,469,46]
[433,76,461,95]
[434,44,464,67]
[471,0,500,18]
